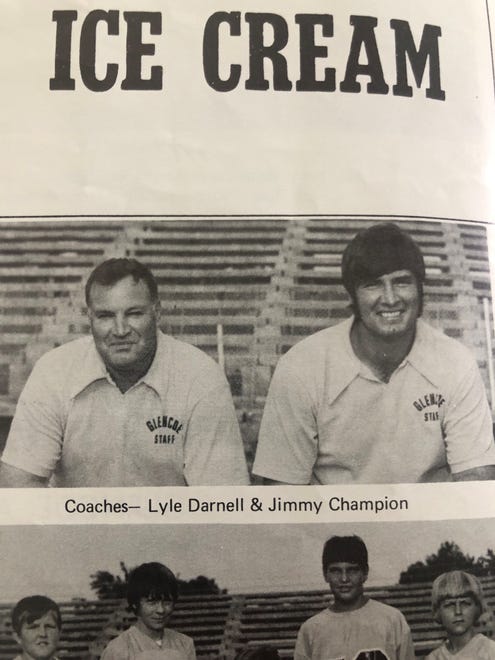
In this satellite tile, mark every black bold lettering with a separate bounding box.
[340,16,389,94]
[295,14,335,91]
[80,10,119,92]
[121,12,162,90]
[65,499,76,513]
[50,10,78,90]
[203,12,242,91]
[245,13,292,91]
[391,20,445,100]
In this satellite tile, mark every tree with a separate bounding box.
[399,541,491,584]
[90,562,225,599]
[90,561,130,599]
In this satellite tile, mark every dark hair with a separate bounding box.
[12,595,61,635]
[322,535,369,574]
[235,646,281,660]
[85,258,159,306]
[341,223,425,315]
[127,562,179,613]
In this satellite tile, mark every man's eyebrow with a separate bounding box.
[92,307,114,314]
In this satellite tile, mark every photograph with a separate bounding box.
[1,521,495,658]
[0,217,493,486]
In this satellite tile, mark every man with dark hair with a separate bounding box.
[11,595,61,660]
[101,562,195,660]
[0,258,249,487]
[254,223,495,484]
[295,535,414,660]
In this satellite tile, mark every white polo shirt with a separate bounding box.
[253,318,495,484]
[2,332,249,487]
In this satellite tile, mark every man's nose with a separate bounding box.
[340,569,350,582]
[382,281,399,306]
[454,600,462,614]
[112,315,130,336]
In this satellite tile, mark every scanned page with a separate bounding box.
[0,1,494,659]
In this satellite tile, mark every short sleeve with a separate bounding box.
[183,368,249,486]
[396,612,416,660]
[253,357,318,484]
[443,359,495,474]
[100,635,130,660]
[1,355,64,478]
[294,621,311,660]
[184,635,196,660]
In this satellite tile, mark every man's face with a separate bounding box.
[15,611,60,660]
[137,595,174,636]
[438,594,479,638]
[87,276,160,374]
[324,562,368,609]
[354,269,420,341]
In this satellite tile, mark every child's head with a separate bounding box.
[322,535,369,575]
[322,536,369,610]
[431,571,485,638]
[12,595,61,660]
[127,562,179,636]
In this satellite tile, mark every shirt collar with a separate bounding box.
[325,317,364,405]
[69,331,171,398]
[325,317,440,405]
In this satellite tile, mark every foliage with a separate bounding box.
[399,541,495,584]
[90,562,225,599]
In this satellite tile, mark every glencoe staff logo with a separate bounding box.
[146,415,184,444]
[412,393,445,422]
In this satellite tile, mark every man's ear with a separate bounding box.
[154,300,162,324]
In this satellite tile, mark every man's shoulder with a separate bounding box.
[279,319,352,366]
[159,333,226,378]
[416,320,475,360]
[34,336,95,369]
[412,319,479,383]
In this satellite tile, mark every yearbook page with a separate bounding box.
[0,1,494,659]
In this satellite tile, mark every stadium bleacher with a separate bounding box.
[1,576,495,659]
[0,218,492,469]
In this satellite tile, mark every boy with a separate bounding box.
[11,595,61,660]
[426,570,495,659]
[295,535,415,660]
[101,562,196,660]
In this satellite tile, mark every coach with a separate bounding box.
[0,258,249,487]
[253,223,495,484]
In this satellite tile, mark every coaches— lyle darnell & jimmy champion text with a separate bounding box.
[63,495,409,516]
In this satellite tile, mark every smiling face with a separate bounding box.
[438,594,479,639]
[354,269,420,342]
[324,562,368,611]
[136,595,175,639]
[15,610,60,660]
[87,275,160,376]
